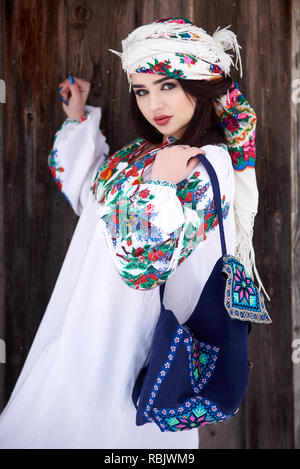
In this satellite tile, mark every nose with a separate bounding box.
[149,91,164,113]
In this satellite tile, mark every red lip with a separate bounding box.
[154,115,172,126]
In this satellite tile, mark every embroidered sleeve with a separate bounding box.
[99,145,234,290]
[48,104,110,216]
[213,80,257,171]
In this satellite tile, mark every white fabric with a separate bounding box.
[0,106,235,449]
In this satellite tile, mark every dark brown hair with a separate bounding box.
[129,76,233,148]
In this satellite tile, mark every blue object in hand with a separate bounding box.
[69,75,74,84]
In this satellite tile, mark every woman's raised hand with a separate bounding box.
[150,145,205,184]
[58,76,91,120]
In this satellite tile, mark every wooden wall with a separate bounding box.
[0,0,4,414]
[291,0,300,450]
[0,0,298,449]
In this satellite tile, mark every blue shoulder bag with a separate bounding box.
[132,152,272,432]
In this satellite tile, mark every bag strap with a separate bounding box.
[196,152,227,257]
[159,152,227,302]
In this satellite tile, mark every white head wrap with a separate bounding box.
[109,18,243,92]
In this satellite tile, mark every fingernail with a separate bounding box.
[61,96,68,105]
[58,87,63,94]
[69,75,74,84]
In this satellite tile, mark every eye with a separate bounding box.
[135,90,147,96]
[163,82,176,90]
[135,82,176,96]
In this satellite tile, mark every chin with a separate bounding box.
[162,126,177,135]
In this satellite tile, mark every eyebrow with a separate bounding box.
[132,76,174,89]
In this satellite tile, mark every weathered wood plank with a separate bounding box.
[73,0,136,153]
[238,0,293,449]
[0,0,5,410]
[291,0,300,450]
[0,0,71,406]
[137,0,193,25]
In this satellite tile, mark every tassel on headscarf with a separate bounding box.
[213,79,270,300]
[212,25,243,78]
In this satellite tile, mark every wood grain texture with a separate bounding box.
[136,0,192,25]
[0,0,5,410]
[65,0,136,153]
[0,0,72,404]
[291,0,300,450]
[238,0,293,449]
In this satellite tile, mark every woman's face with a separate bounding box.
[130,73,197,143]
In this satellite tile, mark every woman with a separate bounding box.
[0,17,264,449]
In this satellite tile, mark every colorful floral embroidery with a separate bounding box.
[130,17,225,82]
[91,137,144,201]
[100,181,229,289]
[155,17,193,25]
[135,58,187,79]
[175,53,197,67]
[143,325,185,423]
[141,323,234,432]
[65,111,89,124]
[48,148,64,190]
[222,255,272,324]
[153,395,236,432]
[182,329,220,393]
[48,112,95,208]
[91,138,231,290]
[209,63,223,75]
[48,146,72,206]
[146,179,177,190]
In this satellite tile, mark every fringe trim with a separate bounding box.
[234,202,271,301]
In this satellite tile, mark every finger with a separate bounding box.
[59,85,70,99]
[181,148,200,162]
[68,81,82,100]
[58,84,71,105]
[183,149,204,162]
[189,147,205,155]
[58,77,83,89]
[60,92,69,105]
[58,78,69,88]
[58,83,69,94]
[73,76,90,86]
[72,77,91,92]
[186,156,199,172]
[72,77,85,84]
[60,81,81,101]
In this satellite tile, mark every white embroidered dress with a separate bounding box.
[0,105,235,449]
